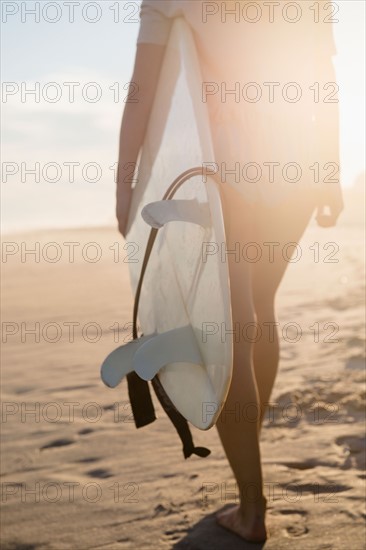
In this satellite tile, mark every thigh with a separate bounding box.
[219,183,317,316]
[251,188,318,308]
[219,182,256,324]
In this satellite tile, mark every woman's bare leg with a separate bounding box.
[215,185,267,542]
[215,186,317,541]
[252,190,317,426]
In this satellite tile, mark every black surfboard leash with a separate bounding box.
[127,166,212,459]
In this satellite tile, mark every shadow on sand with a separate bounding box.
[173,505,266,550]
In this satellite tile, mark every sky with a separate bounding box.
[1,0,365,233]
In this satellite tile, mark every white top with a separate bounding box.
[136,0,338,204]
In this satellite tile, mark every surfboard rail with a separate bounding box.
[101,18,233,455]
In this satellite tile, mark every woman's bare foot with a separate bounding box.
[216,501,267,543]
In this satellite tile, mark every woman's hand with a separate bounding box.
[315,183,344,227]
[116,181,133,238]
[314,55,343,228]
[116,161,134,238]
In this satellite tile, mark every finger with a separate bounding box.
[316,214,336,227]
[315,203,340,227]
[118,222,125,237]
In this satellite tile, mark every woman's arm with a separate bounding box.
[116,43,166,237]
[314,46,344,227]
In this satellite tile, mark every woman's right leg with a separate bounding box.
[251,190,318,426]
[214,184,317,541]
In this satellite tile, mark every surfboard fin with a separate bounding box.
[134,325,204,381]
[101,327,211,458]
[101,326,203,387]
[141,199,210,229]
[101,334,154,388]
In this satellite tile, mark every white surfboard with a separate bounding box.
[101,18,233,430]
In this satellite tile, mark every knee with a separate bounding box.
[231,306,257,350]
[232,301,256,331]
[253,289,276,323]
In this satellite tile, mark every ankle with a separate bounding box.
[239,494,267,520]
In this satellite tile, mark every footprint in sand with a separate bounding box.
[78,428,94,436]
[92,539,132,549]
[271,508,309,538]
[14,387,35,395]
[345,355,366,371]
[40,438,74,450]
[50,384,96,392]
[336,434,365,453]
[103,403,116,411]
[279,481,351,500]
[335,434,366,469]
[86,468,114,479]
[282,459,317,470]
[3,542,39,550]
[163,526,190,543]
[114,537,133,548]
[75,456,101,464]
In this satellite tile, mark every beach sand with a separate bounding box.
[1,189,365,549]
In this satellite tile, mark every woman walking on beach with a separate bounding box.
[116,0,343,542]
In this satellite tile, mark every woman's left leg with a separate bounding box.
[215,183,267,542]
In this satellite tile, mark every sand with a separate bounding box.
[1,189,365,549]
